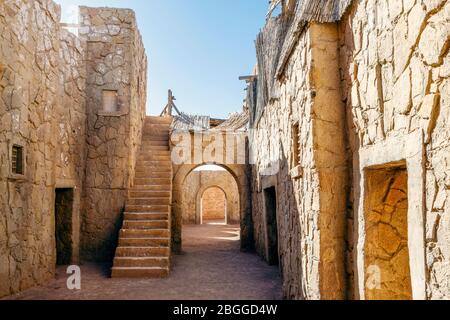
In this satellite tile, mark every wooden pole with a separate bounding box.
[167,90,173,116]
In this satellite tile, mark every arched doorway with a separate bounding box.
[180,164,239,225]
[172,162,251,253]
[201,187,227,224]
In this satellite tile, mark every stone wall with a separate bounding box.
[0,0,62,297]
[249,0,449,300]
[249,22,348,300]
[78,7,147,262]
[339,0,450,300]
[181,170,240,224]
[202,187,226,221]
[56,29,87,264]
[171,138,252,253]
[0,1,147,297]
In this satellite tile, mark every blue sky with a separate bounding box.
[55,0,268,118]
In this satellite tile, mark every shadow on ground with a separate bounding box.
[3,224,282,300]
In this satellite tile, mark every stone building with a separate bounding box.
[246,0,450,300]
[0,1,147,297]
[0,0,449,300]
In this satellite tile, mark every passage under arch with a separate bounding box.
[201,186,227,224]
[179,164,240,225]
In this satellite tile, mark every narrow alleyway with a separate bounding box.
[4,224,282,300]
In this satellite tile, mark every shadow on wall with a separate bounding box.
[338,2,365,299]
[251,141,303,299]
[277,142,303,299]
[81,204,125,264]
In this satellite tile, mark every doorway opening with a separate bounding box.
[201,187,226,225]
[55,188,73,265]
[364,164,412,300]
[264,186,279,266]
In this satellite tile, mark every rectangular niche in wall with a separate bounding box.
[364,162,412,300]
[55,188,74,265]
[357,131,426,300]
[102,90,119,112]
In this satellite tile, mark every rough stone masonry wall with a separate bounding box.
[0,0,62,297]
[250,23,347,300]
[251,28,314,300]
[339,0,450,299]
[182,170,240,224]
[78,7,147,262]
[55,29,87,264]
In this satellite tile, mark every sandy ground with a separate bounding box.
[4,223,282,300]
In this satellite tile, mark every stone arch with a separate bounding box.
[195,181,239,225]
[172,162,252,253]
[197,185,228,224]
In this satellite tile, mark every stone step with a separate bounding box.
[134,171,171,179]
[120,229,170,238]
[127,198,170,206]
[119,237,170,247]
[115,246,170,257]
[138,155,171,162]
[141,136,170,142]
[141,137,170,142]
[135,160,172,167]
[124,212,169,221]
[142,124,170,137]
[138,154,171,161]
[140,145,170,151]
[129,190,171,198]
[139,150,171,156]
[142,134,170,141]
[114,257,169,268]
[135,166,171,173]
[145,116,173,124]
[130,185,171,191]
[139,140,169,147]
[144,119,171,125]
[125,205,169,212]
[111,267,169,278]
[134,178,171,186]
[134,169,172,179]
[123,220,169,230]
[142,125,170,131]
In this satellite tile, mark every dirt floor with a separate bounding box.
[3,223,282,300]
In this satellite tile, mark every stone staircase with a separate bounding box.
[111,116,173,278]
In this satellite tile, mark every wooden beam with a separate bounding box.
[266,0,282,19]
[239,75,257,82]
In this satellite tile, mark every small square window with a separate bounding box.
[12,145,24,175]
[102,90,118,112]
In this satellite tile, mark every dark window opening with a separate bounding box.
[12,145,24,175]
[55,188,74,265]
[292,122,300,167]
[264,186,279,266]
